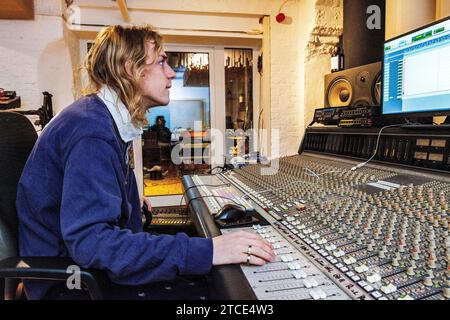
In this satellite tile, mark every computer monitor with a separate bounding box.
[382,17,450,118]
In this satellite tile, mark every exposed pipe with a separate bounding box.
[116,0,130,23]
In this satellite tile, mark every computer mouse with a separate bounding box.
[215,204,247,223]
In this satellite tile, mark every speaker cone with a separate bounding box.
[372,72,382,106]
[353,99,370,107]
[327,78,353,107]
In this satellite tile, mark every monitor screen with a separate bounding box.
[382,17,450,116]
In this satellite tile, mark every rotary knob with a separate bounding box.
[411,241,421,260]
[378,247,386,259]
[368,239,376,252]
[406,261,417,276]
[428,251,437,269]
[392,252,401,267]
[423,269,434,287]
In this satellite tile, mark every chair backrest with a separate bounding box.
[0,112,37,260]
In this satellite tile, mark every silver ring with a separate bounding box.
[247,245,252,255]
[246,254,251,265]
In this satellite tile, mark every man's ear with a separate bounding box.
[125,60,133,78]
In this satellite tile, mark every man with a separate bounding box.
[16,25,275,300]
[150,115,172,144]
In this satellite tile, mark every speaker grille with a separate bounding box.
[372,72,382,106]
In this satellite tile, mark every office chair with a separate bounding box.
[0,111,105,300]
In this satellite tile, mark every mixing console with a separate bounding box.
[184,153,450,300]
[150,206,192,226]
[144,206,194,236]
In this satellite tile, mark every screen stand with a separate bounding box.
[403,117,433,125]
[444,116,450,125]
[417,117,433,124]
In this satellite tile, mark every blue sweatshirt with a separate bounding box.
[16,95,213,299]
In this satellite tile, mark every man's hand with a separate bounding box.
[212,230,276,266]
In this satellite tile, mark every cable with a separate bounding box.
[350,124,409,172]
[303,123,415,176]
[209,165,234,175]
[209,166,225,174]
[303,168,344,178]
[278,0,292,12]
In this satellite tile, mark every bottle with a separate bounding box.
[331,46,344,73]
[331,35,344,73]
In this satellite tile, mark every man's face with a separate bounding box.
[138,41,176,108]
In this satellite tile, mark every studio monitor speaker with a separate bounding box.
[324,62,382,108]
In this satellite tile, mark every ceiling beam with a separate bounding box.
[116,0,130,22]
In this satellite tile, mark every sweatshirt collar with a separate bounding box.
[97,86,143,143]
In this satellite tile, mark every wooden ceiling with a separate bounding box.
[0,0,34,20]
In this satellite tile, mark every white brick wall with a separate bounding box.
[0,8,73,114]
[269,0,317,157]
[304,0,343,133]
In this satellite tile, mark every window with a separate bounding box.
[225,49,254,130]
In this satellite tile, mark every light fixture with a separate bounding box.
[276,12,286,23]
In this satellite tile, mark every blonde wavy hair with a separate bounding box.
[83,24,162,127]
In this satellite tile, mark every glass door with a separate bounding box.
[224,48,254,162]
[141,48,213,197]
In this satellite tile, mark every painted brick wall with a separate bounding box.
[265,0,306,157]
[0,1,73,115]
[269,0,343,157]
